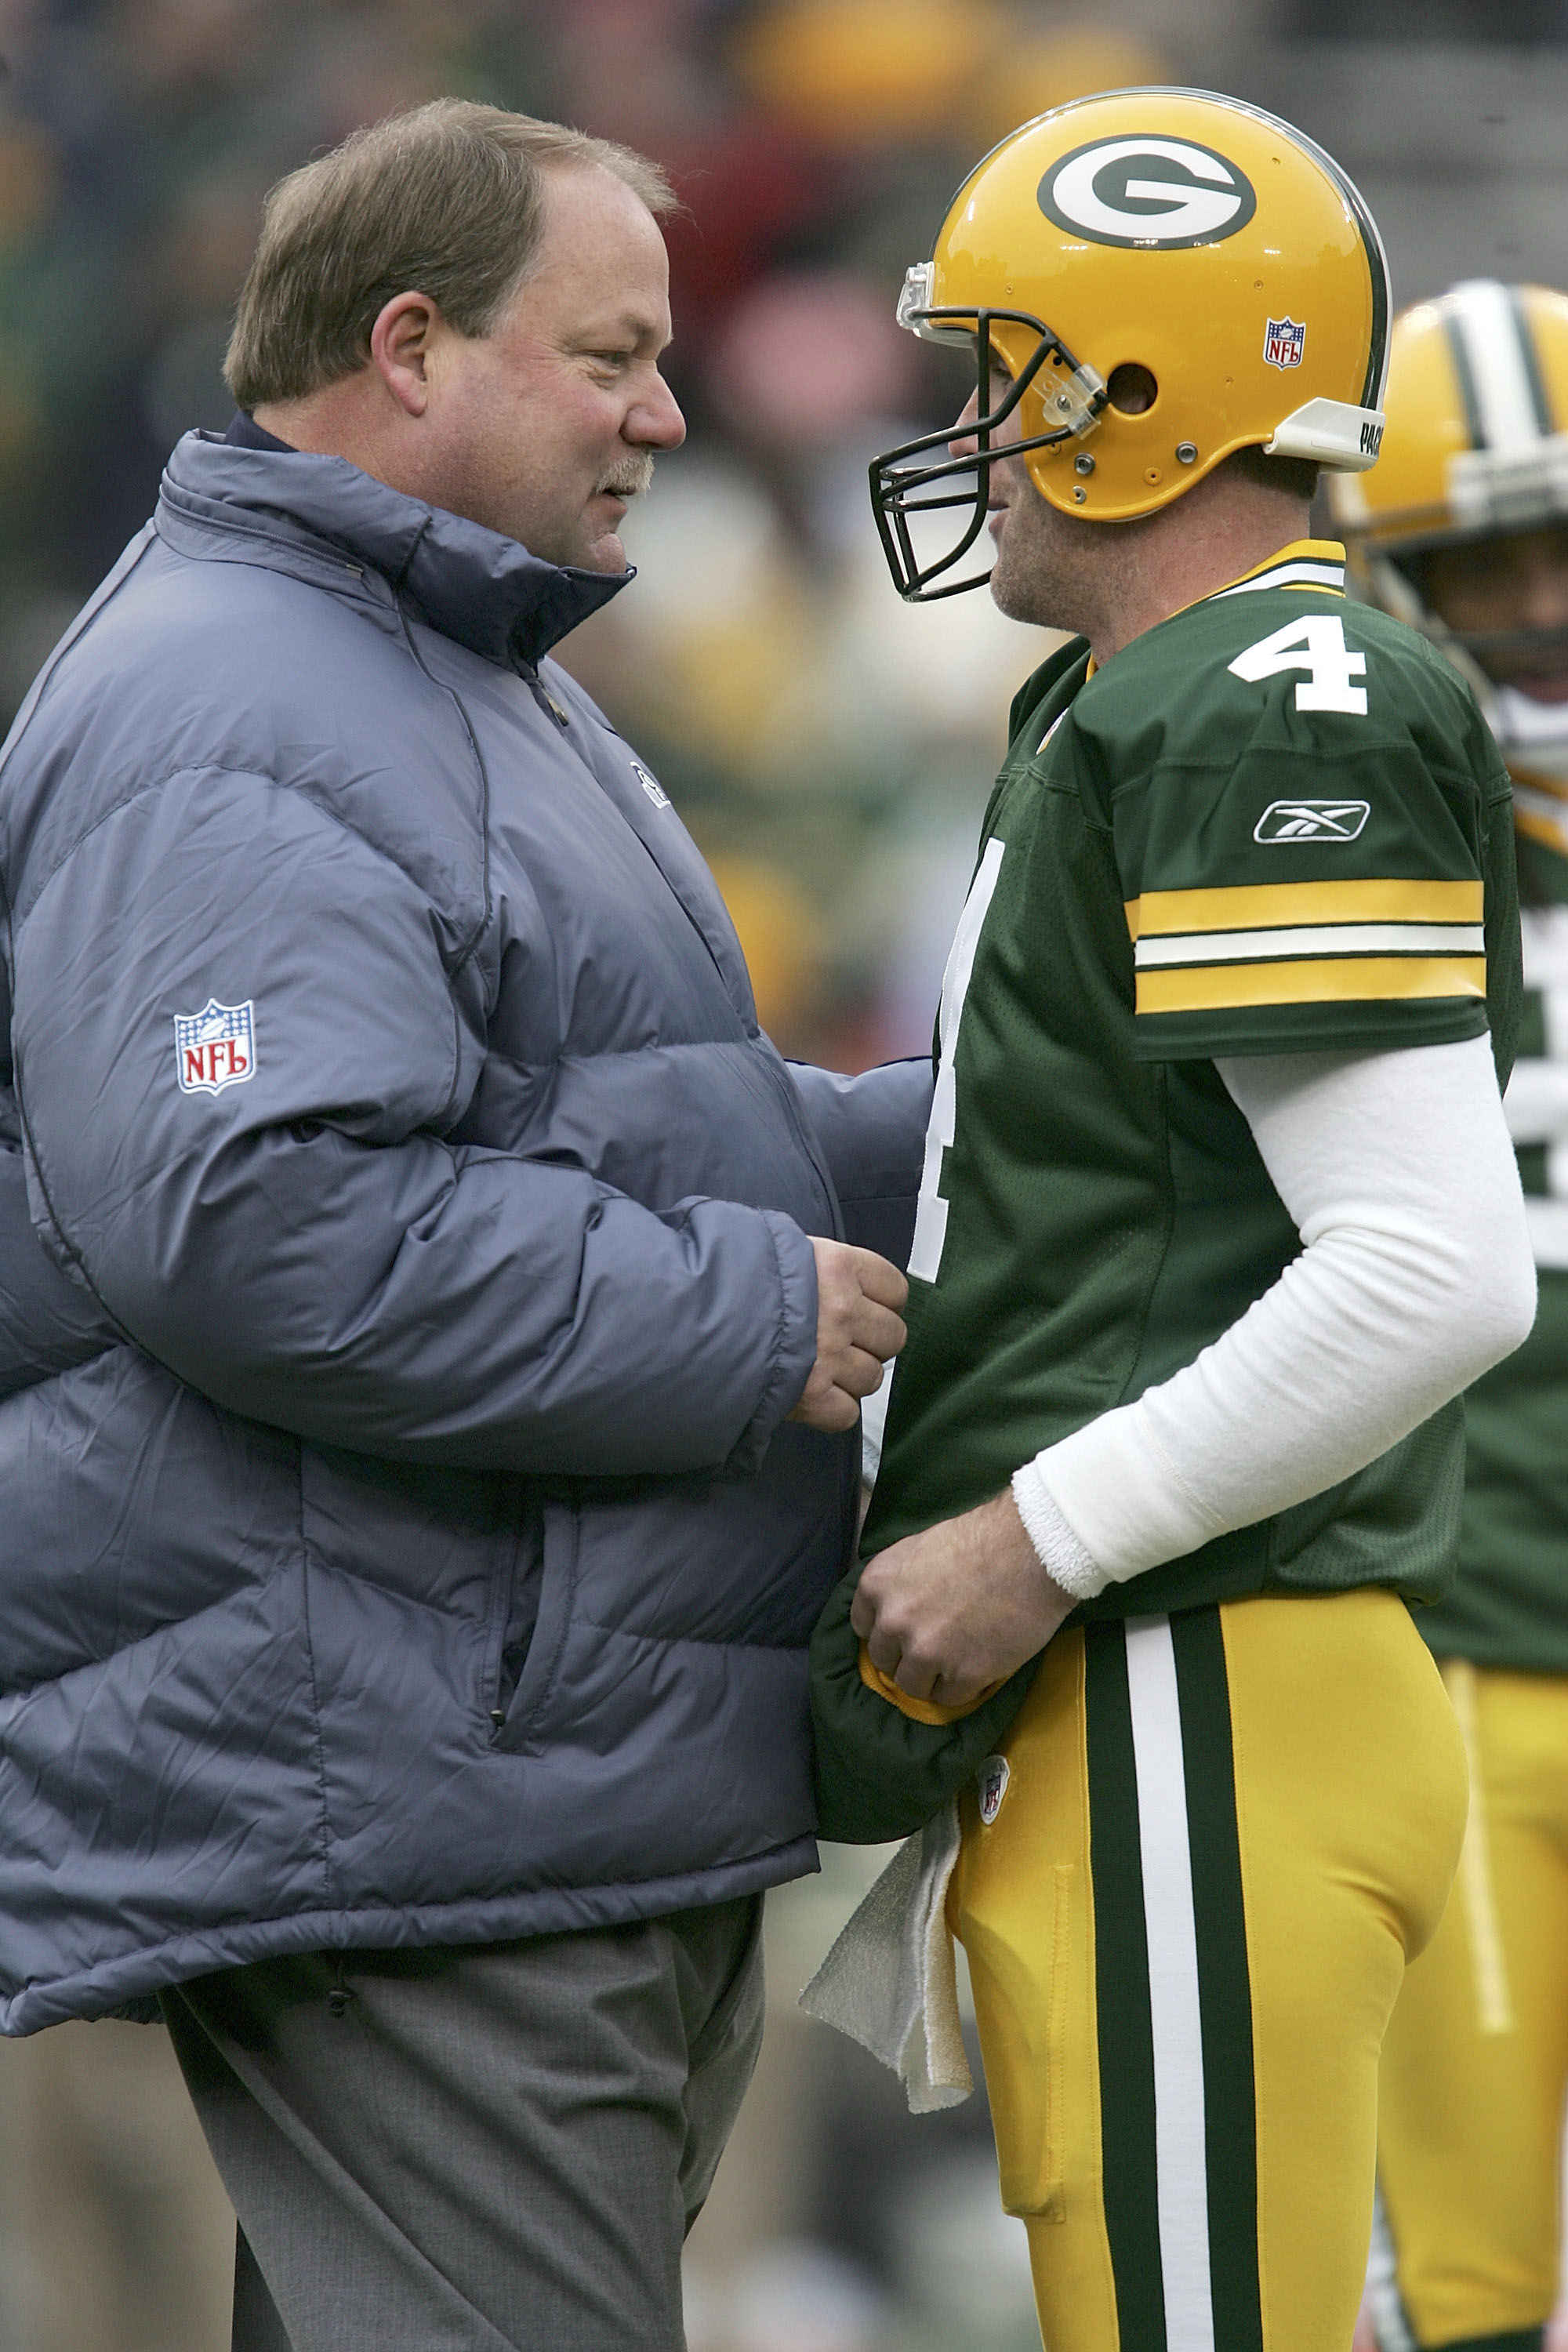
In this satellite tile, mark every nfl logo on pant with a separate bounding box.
[173,997,256,1094]
[1264,317,1305,369]
[978,1755,1010,1826]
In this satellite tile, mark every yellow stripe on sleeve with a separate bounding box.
[1135,955,1487,1016]
[1125,877,1483,942]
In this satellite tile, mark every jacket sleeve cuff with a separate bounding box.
[786,1060,933,1268]
[722,1210,819,1476]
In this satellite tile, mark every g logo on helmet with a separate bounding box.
[1039,136,1258,250]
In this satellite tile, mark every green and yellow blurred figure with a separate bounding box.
[1332,281,1568,2352]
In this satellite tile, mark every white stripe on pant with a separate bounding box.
[1126,1613,1218,2352]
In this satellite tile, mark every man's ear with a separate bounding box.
[369,292,441,419]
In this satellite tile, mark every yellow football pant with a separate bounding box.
[949,1589,1468,2352]
[1375,1664,1568,2350]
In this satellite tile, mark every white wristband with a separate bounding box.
[1011,1462,1107,1601]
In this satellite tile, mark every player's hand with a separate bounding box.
[851,1490,1075,1708]
[786,1239,908,1435]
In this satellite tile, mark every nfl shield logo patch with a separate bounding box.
[1264,317,1305,370]
[173,998,256,1095]
[978,1755,1010,1826]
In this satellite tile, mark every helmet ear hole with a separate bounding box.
[1107,363,1158,415]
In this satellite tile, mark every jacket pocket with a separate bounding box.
[492,1495,579,1754]
[482,1494,543,1733]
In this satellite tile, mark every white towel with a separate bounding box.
[799,1801,972,2113]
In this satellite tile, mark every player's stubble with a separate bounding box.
[987,463,1147,642]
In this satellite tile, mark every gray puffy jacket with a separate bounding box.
[0,434,929,2033]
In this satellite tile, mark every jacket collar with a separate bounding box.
[158,430,630,668]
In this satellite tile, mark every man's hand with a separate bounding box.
[851,1490,1075,1709]
[787,1238,908,1435]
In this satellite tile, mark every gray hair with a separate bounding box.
[225,99,677,410]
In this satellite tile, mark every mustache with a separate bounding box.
[595,453,655,500]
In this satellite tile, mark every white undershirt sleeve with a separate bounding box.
[1011,1033,1537,1600]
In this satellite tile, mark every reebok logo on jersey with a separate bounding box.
[1254,800,1371,843]
[1037,136,1257,250]
[173,997,256,1094]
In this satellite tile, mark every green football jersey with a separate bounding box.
[863,540,1520,1622]
[1423,781,1568,1674]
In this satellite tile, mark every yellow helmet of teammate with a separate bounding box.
[869,87,1390,600]
[1329,281,1568,681]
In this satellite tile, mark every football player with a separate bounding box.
[845,92,1537,2352]
[1332,281,1568,2352]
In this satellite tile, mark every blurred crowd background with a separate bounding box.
[0,0,1563,2346]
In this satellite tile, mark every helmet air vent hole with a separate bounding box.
[1107,362,1158,416]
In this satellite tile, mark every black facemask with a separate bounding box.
[867,304,1106,603]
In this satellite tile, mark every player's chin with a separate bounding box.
[989,545,1044,626]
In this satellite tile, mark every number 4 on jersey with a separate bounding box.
[1227,614,1368,715]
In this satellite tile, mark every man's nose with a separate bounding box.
[630,370,687,452]
[949,389,981,463]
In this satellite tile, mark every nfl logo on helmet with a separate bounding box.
[173,997,256,1095]
[1265,317,1306,369]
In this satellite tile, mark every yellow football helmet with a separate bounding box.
[870,87,1390,599]
[1329,281,1568,676]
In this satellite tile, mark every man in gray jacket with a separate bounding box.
[0,100,927,2350]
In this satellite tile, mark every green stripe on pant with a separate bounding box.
[1173,1606,1262,2352]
